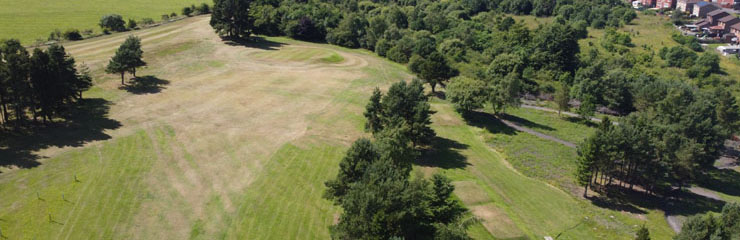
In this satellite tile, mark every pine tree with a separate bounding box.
[364,88,383,133]
[635,225,650,240]
[106,36,146,84]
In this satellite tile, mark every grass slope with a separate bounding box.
[0,0,207,44]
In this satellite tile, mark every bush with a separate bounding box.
[386,46,409,63]
[662,46,697,68]
[127,19,137,30]
[375,39,392,57]
[48,29,62,41]
[182,6,193,16]
[141,18,155,25]
[196,3,210,14]
[99,14,127,32]
[63,29,83,41]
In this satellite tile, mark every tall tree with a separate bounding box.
[211,0,254,39]
[408,51,458,93]
[554,80,570,117]
[363,80,435,147]
[106,36,146,84]
[1,39,32,124]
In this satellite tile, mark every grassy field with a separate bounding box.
[0,0,207,44]
[1,13,734,240]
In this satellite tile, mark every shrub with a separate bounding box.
[141,18,155,25]
[99,14,127,32]
[196,3,210,14]
[182,6,193,16]
[63,29,83,41]
[127,19,137,30]
[386,46,409,63]
[48,29,62,41]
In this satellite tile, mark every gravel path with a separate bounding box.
[498,118,577,148]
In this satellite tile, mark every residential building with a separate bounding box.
[678,0,701,11]
[658,0,677,8]
[694,1,720,17]
[707,9,730,25]
[718,15,740,31]
[713,0,735,8]
[730,23,740,40]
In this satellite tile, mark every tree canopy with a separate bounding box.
[106,36,146,84]
[210,0,254,39]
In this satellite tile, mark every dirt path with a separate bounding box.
[499,118,577,148]
[520,104,606,123]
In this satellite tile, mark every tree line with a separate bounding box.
[0,39,92,128]
[210,0,634,106]
[575,80,739,196]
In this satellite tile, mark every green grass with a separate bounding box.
[428,102,676,239]
[0,0,207,44]
[0,128,159,239]
[317,53,345,64]
[224,142,342,239]
[505,107,597,144]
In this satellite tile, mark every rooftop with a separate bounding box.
[696,1,711,6]
[719,15,739,22]
[708,9,729,17]
[731,23,740,30]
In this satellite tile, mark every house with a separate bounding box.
[713,0,735,8]
[694,1,720,17]
[707,9,730,25]
[658,0,677,8]
[717,45,740,55]
[718,15,740,31]
[641,0,657,7]
[730,23,740,41]
[678,0,701,11]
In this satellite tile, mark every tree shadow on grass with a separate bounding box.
[0,98,121,172]
[120,75,170,94]
[461,111,516,135]
[587,184,726,216]
[501,114,555,132]
[222,36,285,51]
[696,168,740,198]
[564,116,598,128]
[417,136,469,169]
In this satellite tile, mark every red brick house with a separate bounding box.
[718,15,740,31]
[694,1,720,18]
[707,9,730,25]
[657,0,677,8]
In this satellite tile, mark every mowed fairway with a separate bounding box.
[0,0,207,44]
[0,15,676,239]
